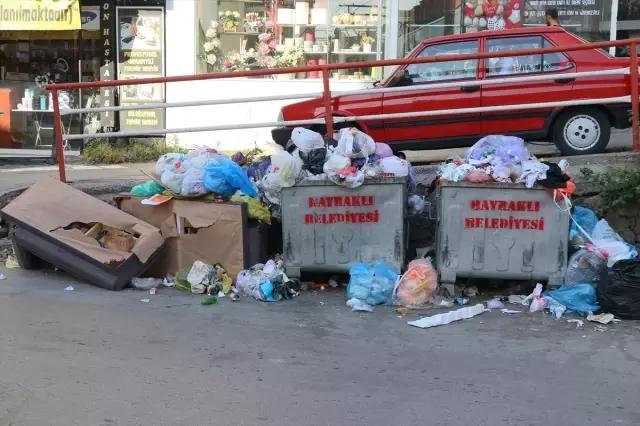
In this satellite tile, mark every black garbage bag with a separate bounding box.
[299,148,327,175]
[598,259,640,319]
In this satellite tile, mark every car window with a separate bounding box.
[406,41,478,84]
[486,36,573,77]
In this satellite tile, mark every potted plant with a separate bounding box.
[219,10,240,32]
[351,43,361,52]
[222,50,247,72]
[275,47,304,80]
[361,35,375,53]
[245,13,263,33]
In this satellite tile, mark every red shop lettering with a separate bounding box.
[464,216,545,231]
[470,199,541,212]
[304,210,380,224]
[308,196,375,208]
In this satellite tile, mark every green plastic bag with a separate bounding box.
[131,180,165,197]
[231,194,271,224]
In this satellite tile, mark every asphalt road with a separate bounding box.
[0,266,639,426]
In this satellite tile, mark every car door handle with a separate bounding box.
[461,85,480,92]
[554,78,575,84]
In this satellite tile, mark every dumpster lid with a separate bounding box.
[1,177,164,264]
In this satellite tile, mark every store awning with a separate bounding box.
[0,0,81,31]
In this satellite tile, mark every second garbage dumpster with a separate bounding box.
[436,181,571,288]
[280,177,407,279]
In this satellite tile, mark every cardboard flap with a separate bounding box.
[1,178,163,264]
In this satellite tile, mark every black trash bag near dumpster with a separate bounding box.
[299,148,327,176]
[598,259,640,319]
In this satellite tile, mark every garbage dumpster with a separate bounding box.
[280,177,407,278]
[436,181,570,287]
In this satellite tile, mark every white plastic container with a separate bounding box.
[277,8,295,25]
[295,2,309,24]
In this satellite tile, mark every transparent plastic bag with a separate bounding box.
[346,261,396,306]
[181,167,207,196]
[160,169,186,194]
[407,195,425,215]
[564,249,608,287]
[394,257,438,307]
[569,206,598,248]
[465,135,530,166]
[336,127,376,159]
[155,153,187,175]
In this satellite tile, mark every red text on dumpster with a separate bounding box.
[305,196,380,224]
[465,199,544,231]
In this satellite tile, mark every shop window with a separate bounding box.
[195,0,387,81]
[406,40,477,84]
[486,36,572,77]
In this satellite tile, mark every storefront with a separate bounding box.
[1,0,636,152]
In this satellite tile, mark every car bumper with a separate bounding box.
[272,127,293,147]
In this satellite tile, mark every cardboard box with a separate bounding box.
[116,196,256,279]
[0,178,165,290]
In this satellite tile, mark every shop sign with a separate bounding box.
[81,5,99,30]
[100,0,116,128]
[524,0,602,25]
[116,6,165,131]
[0,0,81,31]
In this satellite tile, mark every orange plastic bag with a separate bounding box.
[394,258,438,307]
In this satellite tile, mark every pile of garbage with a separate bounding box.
[430,135,574,198]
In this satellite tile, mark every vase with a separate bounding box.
[225,25,237,32]
[362,43,372,53]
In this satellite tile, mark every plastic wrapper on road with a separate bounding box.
[436,181,570,287]
[280,177,407,278]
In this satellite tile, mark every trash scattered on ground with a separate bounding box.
[408,304,486,329]
[432,295,454,308]
[64,286,74,291]
[396,307,409,316]
[542,294,567,318]
[487,299,504,309]
[236,256,297,302]
[593,325,608,332]
[508,295,527,305]
[586,313,619,325]
[131,277,164,290]
[549,284,599,316]
[463,286,478,297]
[140,299,150,303]
[328,277,339,288]
[347,297,374,312]
[149,288,158,295]
[524,283,546,312]
[501,309,522,314]
[455,296,469,305]
[0,273,5,280]
[200,296,218,306]
[567,319,584,328]
[5,255,20,269]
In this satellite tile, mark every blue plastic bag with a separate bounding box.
[548,284,600,315]
[203,159,257,197]
[569,206,598,248]
[347,261,397,306]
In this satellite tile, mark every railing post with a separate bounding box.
[51,87,67,183]
[631,42,639,151]
[321,65,333,137]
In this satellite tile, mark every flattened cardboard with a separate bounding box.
[2,178,164,264]
[117,196,248,278]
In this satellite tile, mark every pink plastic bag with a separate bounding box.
[464,169,495,183]
[394,258,438,307]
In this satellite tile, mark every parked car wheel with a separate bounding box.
[552,108,610,156]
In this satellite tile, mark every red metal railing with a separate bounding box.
[47,37,640,183]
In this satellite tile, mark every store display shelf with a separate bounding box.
[331,24,378,28]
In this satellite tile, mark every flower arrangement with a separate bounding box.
[361,35,375,45]
[276,47,304,68]
[199,20,223,69]
[35,73,52,90]
[245,12,263,33]
[223,50,247,72]
[219,10,241,31]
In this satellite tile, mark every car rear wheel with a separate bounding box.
[552,108,610,156]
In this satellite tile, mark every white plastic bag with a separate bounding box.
[291,127,325,153]
[336,127,375,159]
[155,153,187,176]
[181,167,207,196]
[439,163,473,182]
[160,169,186,194]
[524,283,547,312]
[591,219,638,267]
[379,156,409,177]
[323,153,351,174]
[267,151,303,189]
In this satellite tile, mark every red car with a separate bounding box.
[273,27,634,156]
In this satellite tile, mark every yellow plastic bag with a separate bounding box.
[231,195,271,224]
